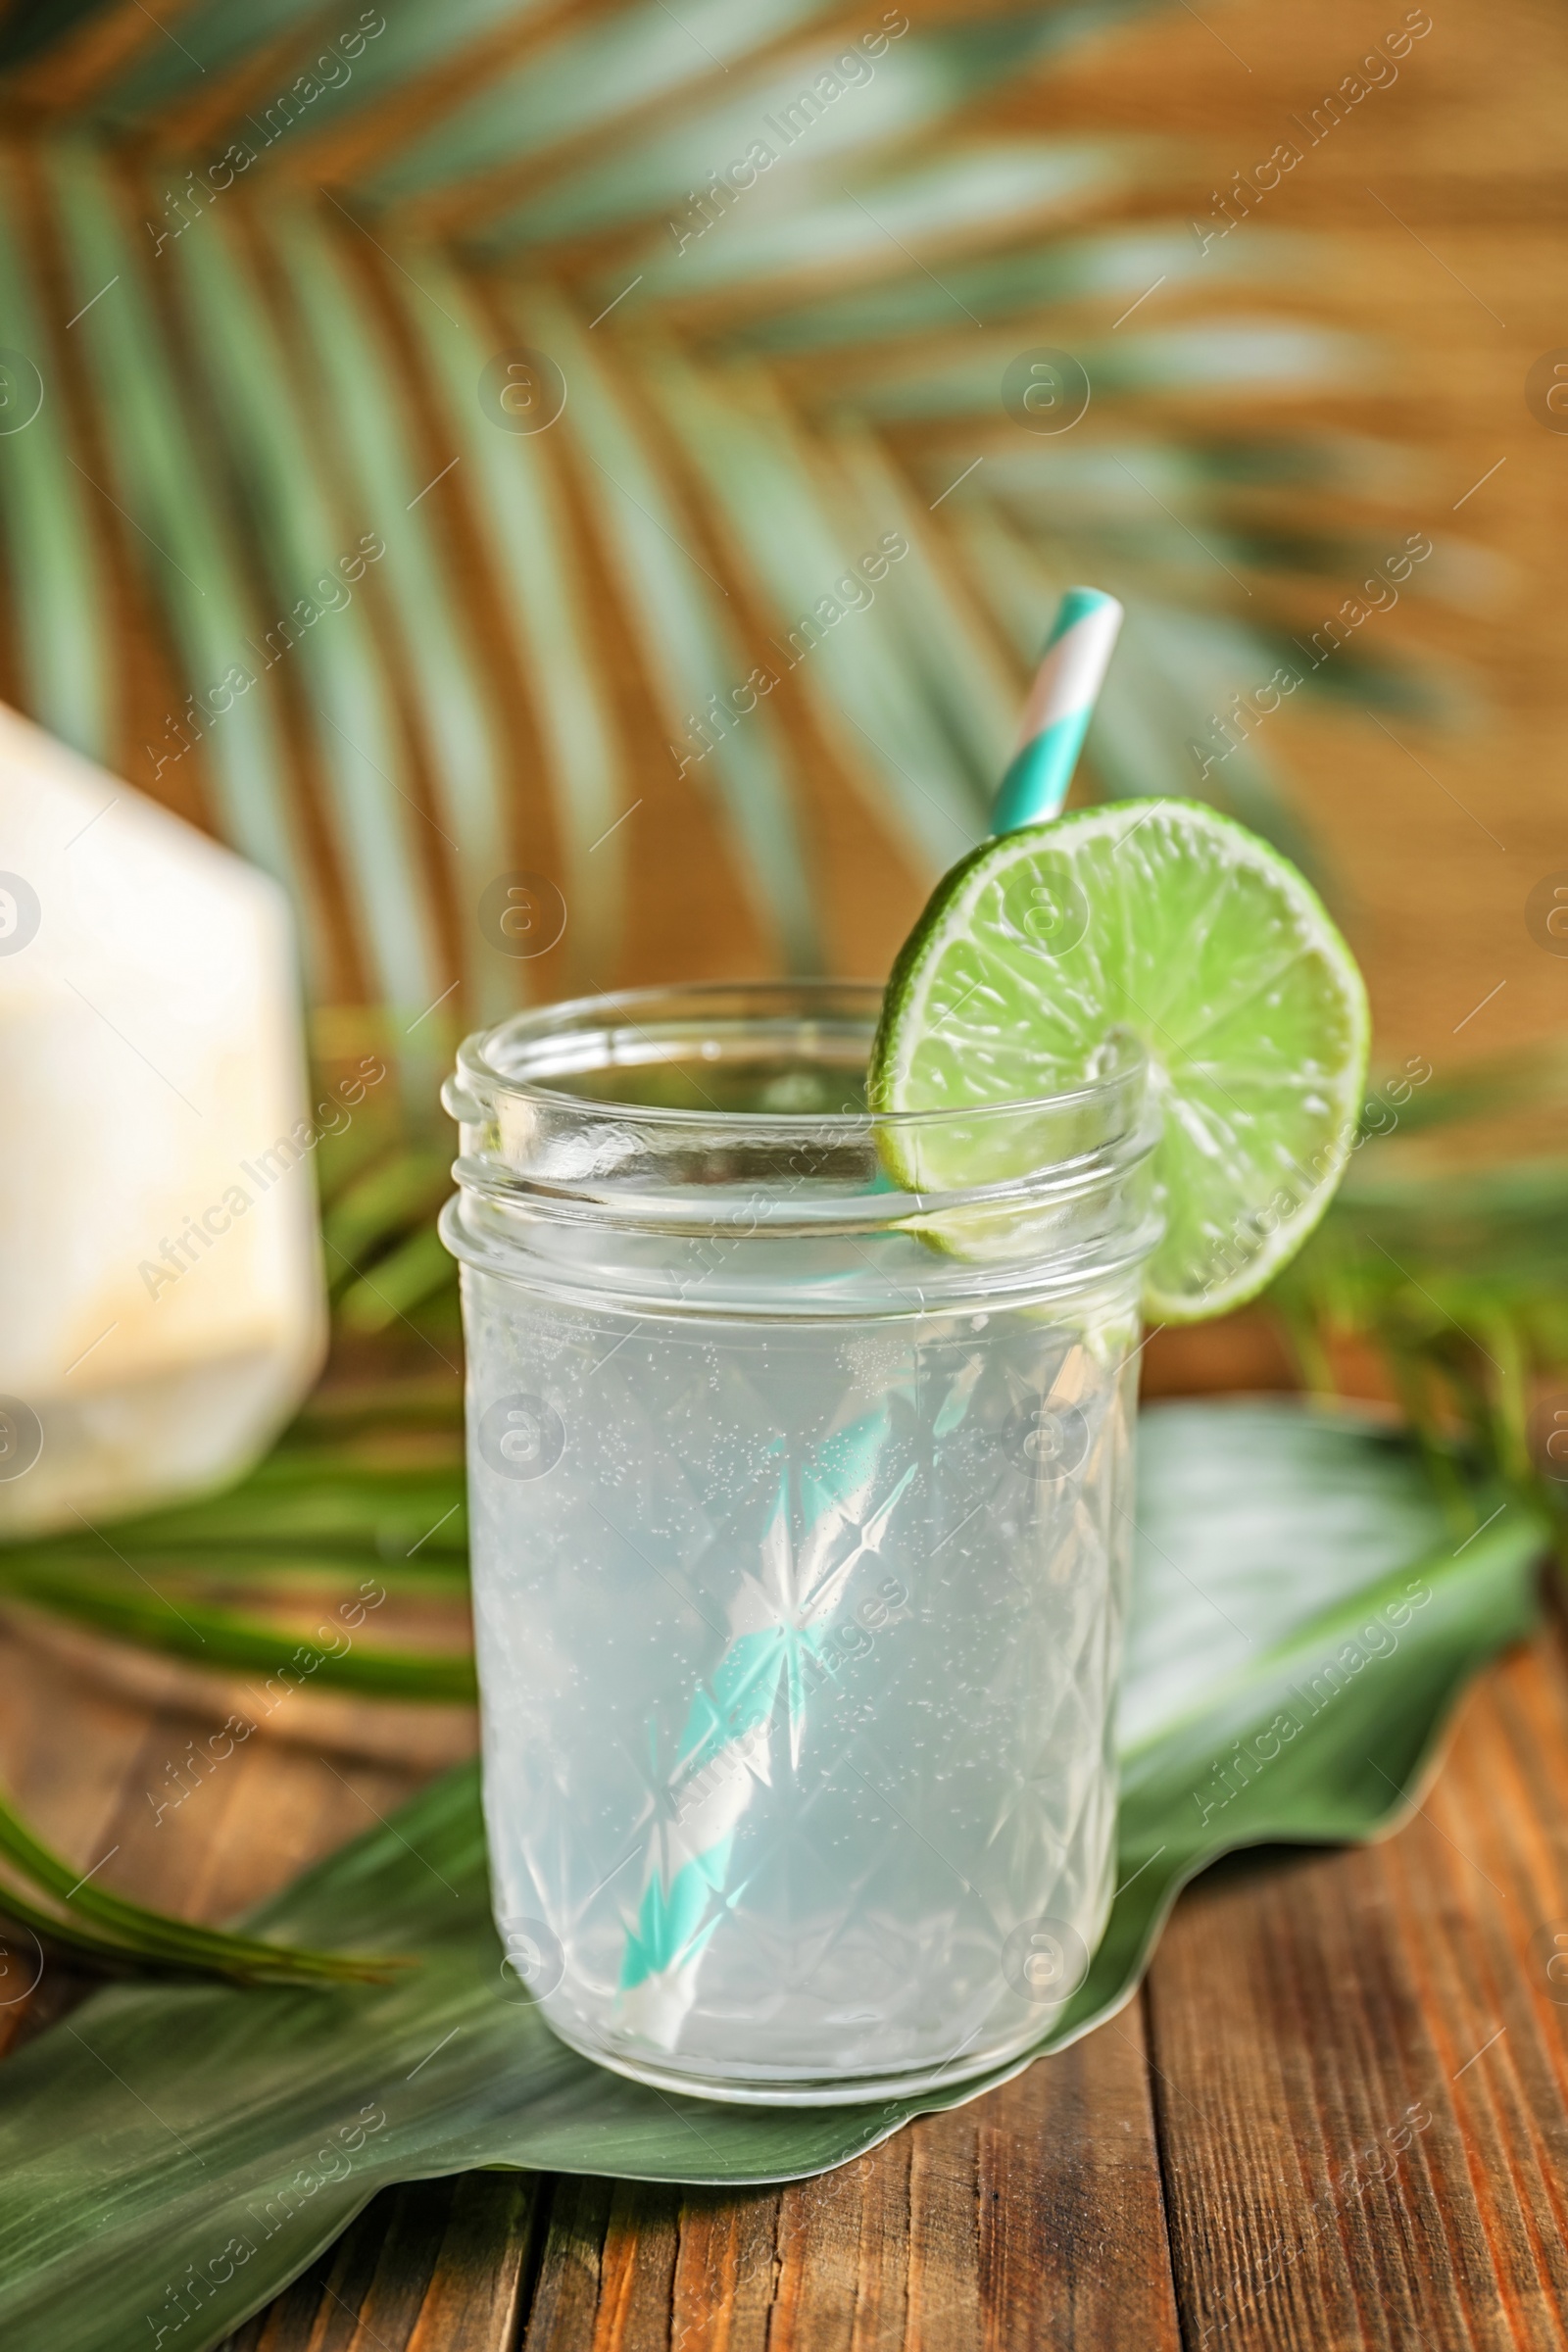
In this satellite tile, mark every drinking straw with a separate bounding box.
[616,1409,915,2050]
[990,587,1123,834]
[612,588,1123,2057]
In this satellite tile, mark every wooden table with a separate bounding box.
[8,1572,1568,2352]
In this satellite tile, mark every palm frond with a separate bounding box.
[1271,1055,1568,1547]
[0,0,1424,1038]
[0,1349,472,1691]
[0,1783,403,1984]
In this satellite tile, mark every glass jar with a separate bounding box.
[442,982,1158,2105]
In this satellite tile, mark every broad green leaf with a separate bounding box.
[0,1402,1542,2352]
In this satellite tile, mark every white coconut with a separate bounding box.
[0,704,326,1536]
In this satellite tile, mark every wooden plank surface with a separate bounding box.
[1146,1631,1568,2352]
[8,1592,1568,2351]
[219,2175,540,2352]
[203,1998,1183,2352]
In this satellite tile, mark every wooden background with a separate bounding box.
[6,0,1568,2341]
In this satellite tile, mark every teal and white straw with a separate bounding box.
[990,587,1123,835]
[616,1410,914,2051]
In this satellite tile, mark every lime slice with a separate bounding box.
[869,799,1369,1322]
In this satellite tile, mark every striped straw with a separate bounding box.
[615,1408,915,2052]
[990,587,1123,835]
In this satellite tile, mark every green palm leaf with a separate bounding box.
[0,0,1411,1032]
[0,1784,403,1984]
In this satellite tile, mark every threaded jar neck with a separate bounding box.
[442,982,1160,1317]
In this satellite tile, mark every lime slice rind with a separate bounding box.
[870,800,1369,1324]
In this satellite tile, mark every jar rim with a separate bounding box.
[443,981,1161,1308]
[448,978,1148,1135]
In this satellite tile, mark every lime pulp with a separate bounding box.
[868,799,1370,1322]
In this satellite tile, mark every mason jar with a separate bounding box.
[442,982,1159,2104]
